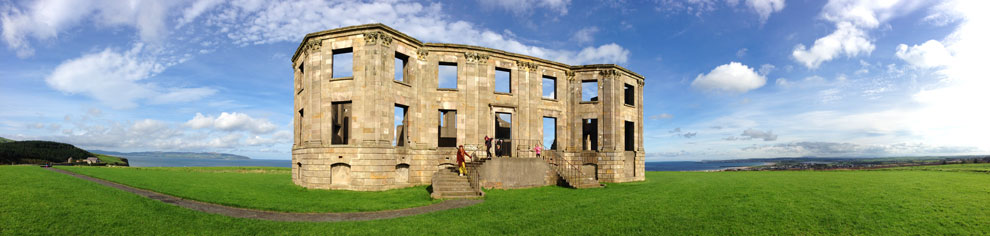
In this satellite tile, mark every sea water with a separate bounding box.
[126,157,290,167]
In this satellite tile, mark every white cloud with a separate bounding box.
[657,0,784,21]
[649,113,674,120]
[573,26,599,44]
[185,112,278,134]
[207,0,629,65]
[478,0,571,15]
[177,0,226,28]
[895,40,952,69]
[44,43,215,109]
[736,48,748,58]
[0,0,176,57]
[745,0,785,23]
[691,62,767,93]
[792,22,873,68]
[792,0,927,68]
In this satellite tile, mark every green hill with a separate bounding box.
[0,140,94,164]
[0,137,13,143]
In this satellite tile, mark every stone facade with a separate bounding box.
[291,24,646,191]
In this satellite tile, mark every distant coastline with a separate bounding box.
[645,161,769,171]
[90,150,252,160]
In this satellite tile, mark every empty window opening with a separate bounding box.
[438,62,458,89]
[438,110,457,147]
[542,76,556,99]
[495,68,511,93]
[297,109,304,144]
[394,105,408,146]
[298,62,305,74]
[624,84,635,106]
[582,81,598,102]
[395,52,409,82]
[582,119,598,151]
[331,102,352,145]
[332,48,353,78]
[625,121,635,151]
[542,117,557,150]
[495,112,512,157]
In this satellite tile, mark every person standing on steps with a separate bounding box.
[456,145,472,176]
[494,139,502,158]
[534,144,542,158]
[484,135,493,159]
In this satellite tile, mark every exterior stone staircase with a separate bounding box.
[543,151,602,189]
[431,156,487,199]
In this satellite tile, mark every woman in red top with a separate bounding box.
[456,145,472,176]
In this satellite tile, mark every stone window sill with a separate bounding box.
[541,97,557,102]
[437,88,458,91]
[579,101,599,104]
[494,92,512,96]
[330,76,354,81]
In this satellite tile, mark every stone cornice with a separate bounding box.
[291,23,645,83]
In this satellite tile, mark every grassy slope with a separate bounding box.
[2,165,989,235]
[93,154,126,165]
[57,166,437,213]
[0,137,12,143]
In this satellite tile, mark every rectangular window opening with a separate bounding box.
[395,53,409,82]
[624,84,635,106]
[542,76,556,99]
[394,105,408,146]
[542,117,557,150]
[332,48,353,78]
[625,121,635,151]
[297,108,304,144]
[495,68,511,93]
[331,101,352,145]
[438,62,458,89]
[582,119,598,151]
[582,80,598,102]
[438,110,457,147]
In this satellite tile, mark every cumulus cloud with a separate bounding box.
[895,40,952,69]
[26,116,291,153]
[573,26,599,44]
[745,0,785,23]
[185,112,277,134]
[0,0,176,57]
[792,0,927,68]
[44,43,214,109]
[691,62,767,93]
[478,0,571,15]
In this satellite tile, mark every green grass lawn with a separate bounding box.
[94,154,127,165]
[55,166,437,213]
[3,165,990,235]
[884,163,990,172]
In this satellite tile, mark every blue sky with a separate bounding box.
[1,0,987,160]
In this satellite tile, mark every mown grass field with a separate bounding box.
[2,165,989,235]
[57,166,437,212]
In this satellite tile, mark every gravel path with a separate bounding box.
[48,168,482,222]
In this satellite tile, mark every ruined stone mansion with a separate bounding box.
[291,24,645,191]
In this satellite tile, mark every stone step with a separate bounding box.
[437,190,480,197]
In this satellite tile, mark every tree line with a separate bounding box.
[0,141,94,164]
